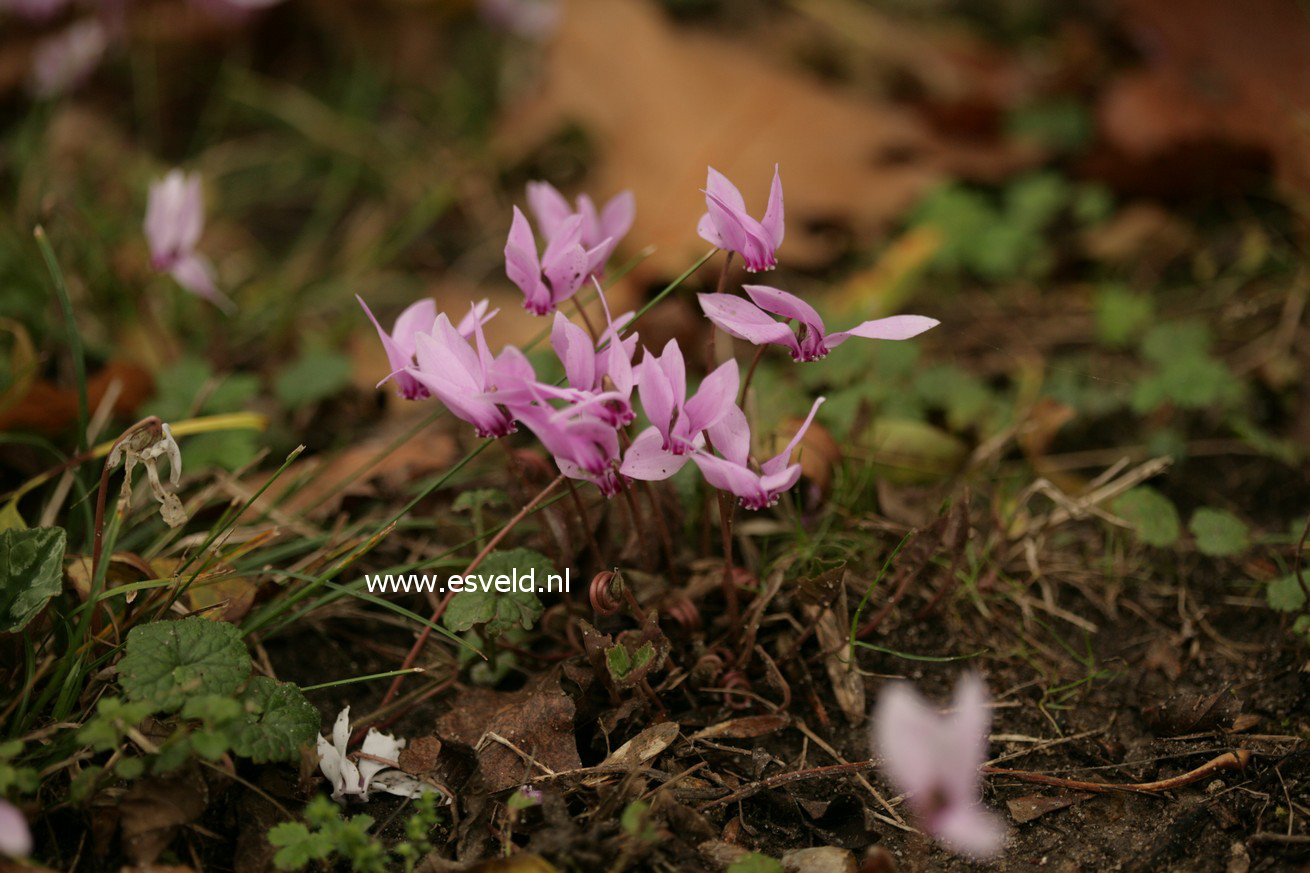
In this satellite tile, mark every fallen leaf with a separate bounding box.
[686,715,791,743]
[118,769,208,865]
[1143,689,1240,736]
[781,846,857,873]
[0,361,152,437]
[436,670,582,794]
[1096,0,1310,199]
[1007,793,1090,824]
[494,0,1023,279]
[398,735,443,775]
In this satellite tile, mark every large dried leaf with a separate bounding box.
[495,0,966,276]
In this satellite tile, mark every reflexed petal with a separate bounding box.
[414,326,480,392]
[455,299,499,338]
[697,293,799,355]
[704,166,748,215]
[761,164,784,249]
[620,427,690,481]
[827,315,939,347]
[705,402,751,467]
[743,284,823,332]
[505,206,543,293]
[357,295,411,377]
[170,254,234,312]
[600,190,636,244]
[637,349,676,441]
[690,451,762,503]
[874,683,947,802]
[551,312,596,390]
[761,397,824,476]
[392,299,438,355]
[526,180,573,240]
[933,804,1005,860]
[697,211,727,248]
[682,357,739,435]
[0,799,32,858]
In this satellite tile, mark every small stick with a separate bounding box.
[563,476,605,567]
[739,344,768,407]
[983,749,1252,796]
[698,759,880,812]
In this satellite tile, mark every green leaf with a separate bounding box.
[1188,508,1251,557]
[1140,321,1212,364]
[619,800,658,843]
[1112,487,1181,547]
[1266,574,1307,612]
[114,756,145,780]
[225,676,319,763]
[441,549,548,638]
[274,348,352,410]
[0,501,26,532]
[191,729,230,761]
[1095,285,1153,347]
[269,821,335,870]
[0,526,66,632]
[726,853,786,873]
[118,617,251,710]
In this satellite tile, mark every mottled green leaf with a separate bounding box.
[226,676,319,763]
[0,526,66,632]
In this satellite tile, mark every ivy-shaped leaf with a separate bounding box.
[118,617,251,710]
[0,526,66,632]
[441,549,548,638]
[225,677,319,763]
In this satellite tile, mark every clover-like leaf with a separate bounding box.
[0,526,66,632]
[1112,487,1181,548]
[1189,508,1251,557]
[225,676,319,763]
[118,616,250,710]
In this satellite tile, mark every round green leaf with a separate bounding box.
[1112,487,1180,547]
[1188,508,1250,557]
[118,617,251,710]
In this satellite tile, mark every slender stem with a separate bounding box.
[717,491,739,626]
[616,477,652,567]
[564,476,605,567]
[35,226,89,454]
[984,749,1251,795]
[638,479,677,569]
[739,344,767,407]
[377,474,567,712]
[572,297,600,342]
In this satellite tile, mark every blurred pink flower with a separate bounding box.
[0,799,31,858]
[477,0,559,40]
[697,165,784,272]
[505,206,610,315]
[700,285,938,362]
[0,0,70,20]
[526,181,634,277]
[357,296,495,400]
[688,397,822,510]
[145,169,234,312]
[29,18,107,99]
[873,674,1004,860]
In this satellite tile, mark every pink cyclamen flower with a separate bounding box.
[546,310,638,428]
[617,339,739,483]
[527,181,634,277]
[700,285,938,362]
[29,18,108,99]
[514,402,624,495]
[409,310,533,438]
[144,170,234,312]
[505,206,610,316]
[0,799,32,858]
[687,397,823,510]
[873,674,1004,859]
[697,165,784,273]
[357,295,495,400]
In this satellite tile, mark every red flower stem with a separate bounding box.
[739,344,767,407]
[376,473,566,713]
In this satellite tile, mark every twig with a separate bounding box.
[698,759,881,812]
[983,749,1251,795]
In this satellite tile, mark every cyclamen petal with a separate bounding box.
[698,293,800,356]
[0,799,32,858]
[873,675,1004,860]
[697,165,784,272]
[827,314,941,347]
[618,426,690,481]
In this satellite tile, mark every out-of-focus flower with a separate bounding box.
[189,0,285,18]
[316,708,434,802]
[145,170,234,312]
[357,296,495,400]
[700,285,938,362]
[0,0,70,20]
[505,206,609,315]
[527,181,634,277]
[689,397,823,510]
[0,800,32,858]
[409,311,530,438]
[477,0,559,40]
[697,165,784,273]
[872,674,1004,860]
[108,420,186,528]
[29,18,108,99]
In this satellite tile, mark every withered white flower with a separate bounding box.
[316,707,440,802]
[108,421,186,528]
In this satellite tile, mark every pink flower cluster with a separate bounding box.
[360,168,939,509]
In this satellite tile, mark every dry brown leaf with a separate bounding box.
[686,715,790,743]
[119,770,208,865]
[806,600,864,725]
[781,846,857,873]
[0,361,152,436]
[495,0,988,278]
[436,670,582,794]
[1006,793,1089,824]
[1097,0,1310,199]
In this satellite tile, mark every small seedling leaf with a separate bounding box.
[226,676,319,763]
[1266,574,1307,613]
[1189,508,1250,556]
[442,549,548,638]
[1112,487,1181,547]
